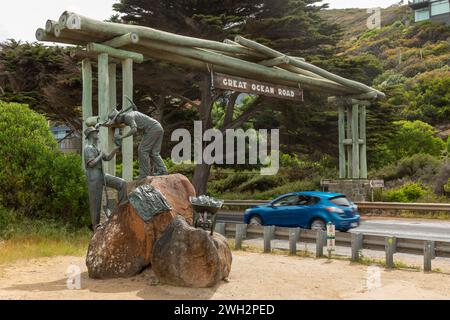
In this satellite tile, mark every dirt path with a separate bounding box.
[0,252,449,300]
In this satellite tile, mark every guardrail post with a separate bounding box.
[385,236,397,269]
[423,240,435,272]
[215,222,226,236]
[316,230,327,258]
[289,228,301,255]
[264,225,275,253]
[351,233,364,261]
[235,224,247,250]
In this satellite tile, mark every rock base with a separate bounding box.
[151,215,232,288]
[86,174,195,279]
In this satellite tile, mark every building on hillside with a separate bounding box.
[50,125,81,154]
[409,0,450,24]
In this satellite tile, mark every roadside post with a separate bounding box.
[326,222,336,259]
[385,236,397,268]
[351,233,364,261]
[235,224,247,250]
[316,229,327,258]
[289,228,301,255]
[423,240,435,272]
[215,222,226,236]
[264,225,275,253]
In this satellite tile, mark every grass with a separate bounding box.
[356,256,421,271]
[0,218,91,266]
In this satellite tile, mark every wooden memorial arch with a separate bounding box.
[36,11,385,181]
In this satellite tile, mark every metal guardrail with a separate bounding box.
[355,202,450,211]
[215,222,450,272]
[223,200,450,212]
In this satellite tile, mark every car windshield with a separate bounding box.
[330,196,351,207]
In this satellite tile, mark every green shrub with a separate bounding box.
[238,175,283,193]
[278,153,335,182]
[444,179,450,194]
[48,153,89,225]
[116,160,139,179]
[257,180,317,200]
[209,172,252,193]
[383,120,445,162]
[0,205,17,236]
[385,182,426,202]
[373,153,441,183]
[447,136,450,155]
[168,163,196,178]
[0,101,88,226]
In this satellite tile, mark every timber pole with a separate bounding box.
[102,33,140,48]
[352,103,360,179]
[108,63,117,175]
[65,13,266,59]
[359,104,368,179]
[338,106,346,179]
[98,53,111,173]
[136,39,355,94]
[346,107,353,178]
[235,36,385,99]
[122,58,134,182]
[87,43,144,63]
[81,59,92,171]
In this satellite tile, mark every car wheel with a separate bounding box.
[249,215,263,226]
[310,218,325,231]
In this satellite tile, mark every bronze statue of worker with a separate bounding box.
[84,127,128,231]
[105,106,168,179]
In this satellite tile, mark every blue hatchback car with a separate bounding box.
[243,191,360,231]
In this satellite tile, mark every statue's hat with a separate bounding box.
[84,126,99,139]
[105,109,120,125]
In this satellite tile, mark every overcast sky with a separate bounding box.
[0,0,407,43]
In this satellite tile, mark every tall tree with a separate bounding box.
[0,41,83,130]
[112,0,343,194]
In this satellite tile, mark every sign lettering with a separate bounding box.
[213,73,304,102]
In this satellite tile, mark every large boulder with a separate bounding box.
[151,215,232,288]
[86,174,196,279]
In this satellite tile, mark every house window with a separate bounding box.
[431,0,450,16]
[415,8,430,21]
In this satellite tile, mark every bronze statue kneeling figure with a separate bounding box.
[105,103,168,179]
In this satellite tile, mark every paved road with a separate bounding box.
[217,211,450,241]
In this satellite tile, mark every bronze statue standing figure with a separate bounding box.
[84,127,127,230]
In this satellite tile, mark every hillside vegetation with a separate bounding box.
[0,2,449,212]
[210,5,450,200]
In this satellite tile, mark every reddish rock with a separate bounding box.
[86,174,196,279]
[151,215,232,288]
